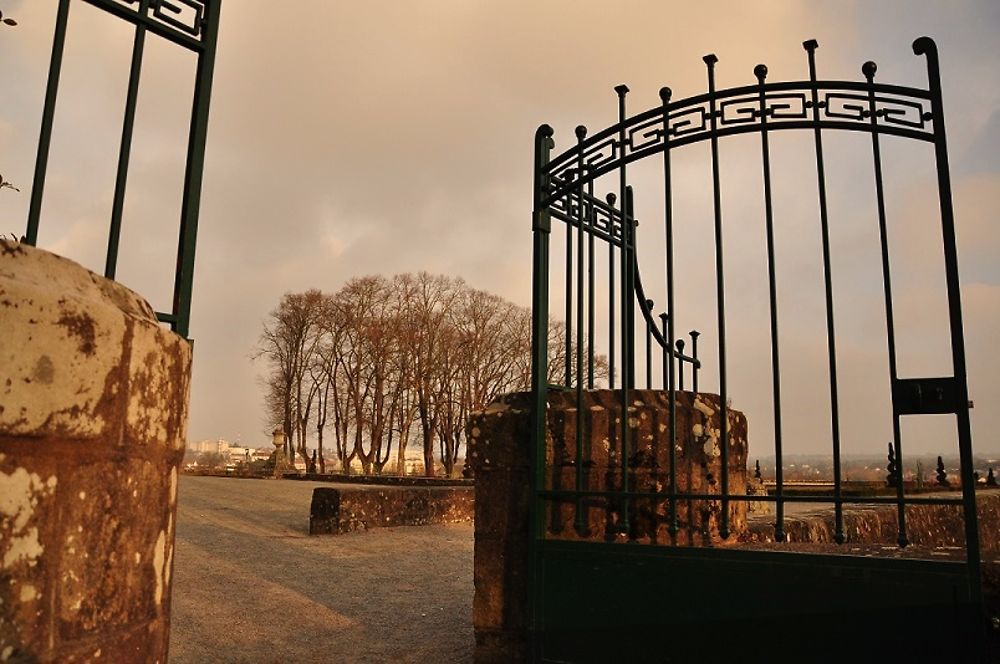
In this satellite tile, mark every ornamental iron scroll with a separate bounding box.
[24,0,221,339]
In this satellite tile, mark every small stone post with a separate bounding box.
[271,428,290,478]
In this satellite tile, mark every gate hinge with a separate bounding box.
[892,377,965,415]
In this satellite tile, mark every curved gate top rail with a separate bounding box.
[541,37,942,208]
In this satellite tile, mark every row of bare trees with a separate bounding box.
[256,273,593,477]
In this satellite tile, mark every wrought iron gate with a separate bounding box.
[528,37,986,661]
[23,0,221,339]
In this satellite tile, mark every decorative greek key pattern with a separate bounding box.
[549,188,628,248]
[152,0,205,37]
[543,82,933,204]
[106,0,207,40]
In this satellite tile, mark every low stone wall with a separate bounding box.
[309,486,474,535]
[0,241,191,662]
[466,389,748,663]
[465,386,997,662]
[745,490,1000,552]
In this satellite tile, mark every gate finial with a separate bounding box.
[803,40,820,87]
[862,61,877,81]
[912,36,937,58]
[912,37,940,93]
[702,53,718,69]
[535,123,554,149]
[753,64,768,82]
[659,87,672,104]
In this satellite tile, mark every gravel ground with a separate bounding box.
[169,475,474,663]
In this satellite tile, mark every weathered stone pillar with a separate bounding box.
[0,241,191,662]
[467,389,748,663]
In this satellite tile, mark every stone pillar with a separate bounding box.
[466,389,748,663]
[0,241,192,662]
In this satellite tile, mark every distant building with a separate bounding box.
[189,438,230,454]
[251,448,273,462]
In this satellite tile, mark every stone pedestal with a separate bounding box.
[466,389,748,663]
[0,240,192,662]
[271,428,291,478]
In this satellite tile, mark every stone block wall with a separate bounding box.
[746,490,1000,552]
[466,389,748,663]
[309,486,474,535]
[0,241,191,662]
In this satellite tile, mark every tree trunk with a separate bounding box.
[317,427,326,474]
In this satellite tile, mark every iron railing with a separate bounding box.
[23,0,221,339]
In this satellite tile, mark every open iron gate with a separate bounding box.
[528,37,986,662]
[23,0,220,339]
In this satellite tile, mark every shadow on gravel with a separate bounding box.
[169,476,474,663]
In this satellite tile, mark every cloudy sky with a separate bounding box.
[1,0,997,460]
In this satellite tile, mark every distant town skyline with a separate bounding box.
[1,1,997,457]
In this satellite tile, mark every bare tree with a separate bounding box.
[255,290,324,466]
[389,275,420,473]
[409,273,460,476]
[257,273,606,478]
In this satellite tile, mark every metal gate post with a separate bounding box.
[529,123,555,651]
[914,35,984,615]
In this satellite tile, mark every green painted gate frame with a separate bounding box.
[24,0,221,340]
[528,37,986,661]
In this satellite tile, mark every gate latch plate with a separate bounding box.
[892,377,964,415]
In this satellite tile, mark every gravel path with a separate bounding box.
[169,475,475,663]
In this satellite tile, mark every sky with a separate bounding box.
[0,0,997,460]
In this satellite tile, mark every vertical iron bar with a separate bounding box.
[893,437,907,545]
[660,87,678,535]
[171,0,222,339]
[804,40,844,544]
[574,126,587,535]
[623,186,637,534]
[864,61,907,548]
[659,314,669,389]
[676,339,685,391]
[625,187,637,390]
[25,0,72,246]
[564,181,573,388]
[528,124,554,639]
[106,0,150,279]
[588,180,596,389]
[913,36,983,608]
[645,300,653,388]
[690,330,700,395]
[755,63,786,542]
[615,84,631,533]
[608,192,617,390]
[704,53,731,538]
